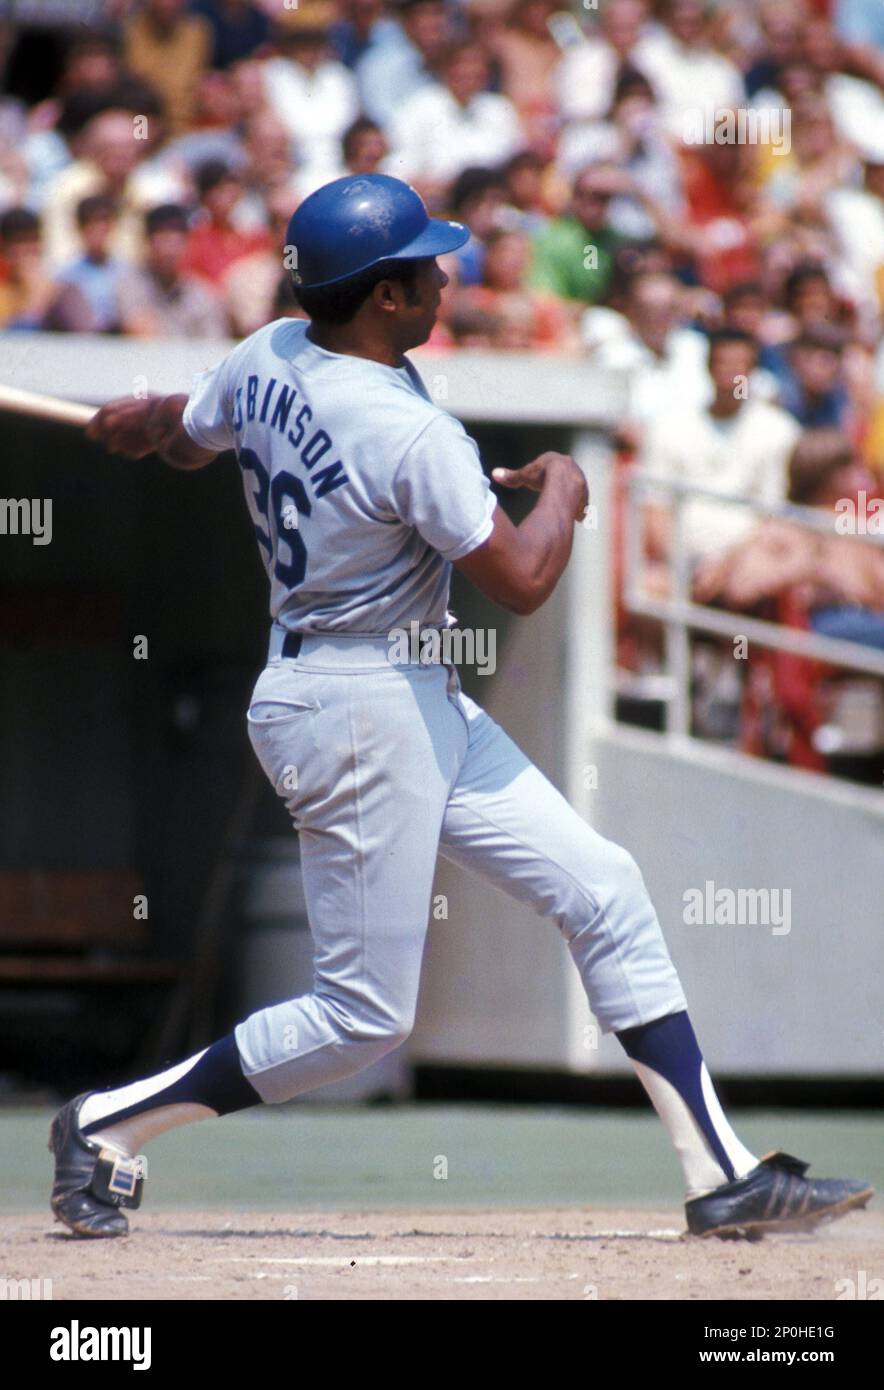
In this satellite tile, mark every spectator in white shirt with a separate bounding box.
[825,132,884,328]
[582,270,710,444]
[389,41,523,202]
[356,0,451,129]
[638,0,746,143]
[558,68,684,242]
[801,15,884,153]
[263,6,359,189]
[555,0,669,126]
[41,108,183,270]
[640,328,802,583]
[331,0,402,70]
[233,109,301,230]
[295,115,393,199]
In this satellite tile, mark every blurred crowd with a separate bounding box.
[0,0,882,774]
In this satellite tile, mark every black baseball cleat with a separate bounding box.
[685,1151,874,1240]
[48,1094,144,1239]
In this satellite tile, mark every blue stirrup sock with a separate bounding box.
[76,1015,758,1198]
[617,1011,758,1198]
[78,1033,260,1157]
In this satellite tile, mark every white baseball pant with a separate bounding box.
[235,634,687,1101]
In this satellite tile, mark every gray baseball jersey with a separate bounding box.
[182,317,497,634]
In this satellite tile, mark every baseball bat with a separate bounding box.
[0,383,97,428]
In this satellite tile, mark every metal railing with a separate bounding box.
[622,470,884,737]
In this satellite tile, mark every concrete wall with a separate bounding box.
[590,729,883,1075]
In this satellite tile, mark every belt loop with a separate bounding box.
[282,632,303,660]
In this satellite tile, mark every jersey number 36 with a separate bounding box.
[240,447,311,588]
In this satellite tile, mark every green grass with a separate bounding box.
[3,1105,882,1212]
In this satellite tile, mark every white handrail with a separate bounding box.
[622,470,884,728]
[628,471,884,545]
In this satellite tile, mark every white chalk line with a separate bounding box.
[212,1227,683,1269]
[543,1228,684,1242]
[223,1255,474,1268]
[247,1267,580,1284]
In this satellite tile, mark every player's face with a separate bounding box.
[397,259,449,349]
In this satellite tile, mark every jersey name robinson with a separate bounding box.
[183,317,496,635]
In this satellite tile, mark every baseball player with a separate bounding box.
[49,175,872,1241]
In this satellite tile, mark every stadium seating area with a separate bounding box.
[0,0,882,774]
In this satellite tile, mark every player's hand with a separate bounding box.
[86,396,183,460]
[493,452,589,523]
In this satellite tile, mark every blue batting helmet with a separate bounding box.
[286,174,469,290]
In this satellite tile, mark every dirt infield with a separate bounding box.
[5,1206,881,1300]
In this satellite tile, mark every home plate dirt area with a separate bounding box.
[6,1207,883,1300]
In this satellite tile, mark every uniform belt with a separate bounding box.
[269,625,452,667]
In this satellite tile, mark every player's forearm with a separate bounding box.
[86,393,217,469]
[144,395,213,470]
[459,454,587,615]
[511,470,584,611]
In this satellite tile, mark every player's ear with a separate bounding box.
[372,278,400,313]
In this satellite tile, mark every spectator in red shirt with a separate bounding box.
[677,142,776,294]
[182,159,269,286]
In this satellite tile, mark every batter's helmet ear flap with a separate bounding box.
[286,174,469,290]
